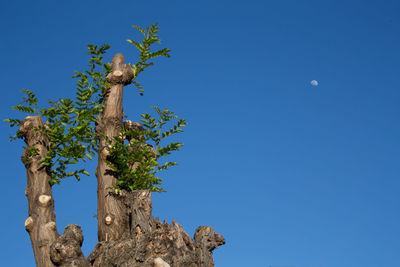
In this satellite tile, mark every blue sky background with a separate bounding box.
[1,0,400,266]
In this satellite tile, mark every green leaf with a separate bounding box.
[6,26,178,192]
[127,39,144,52]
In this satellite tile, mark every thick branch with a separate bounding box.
[20,116,59,267]
[106,55,134,86]
[95,53,135,242]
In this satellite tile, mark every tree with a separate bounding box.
[6,24,224,267]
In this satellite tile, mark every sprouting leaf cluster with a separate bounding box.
[105,107,187,192]
[5,23,183,192]
[4,89,40,136]
[21,146,40,165]
[5,44,111,184]
[127,23,171,95]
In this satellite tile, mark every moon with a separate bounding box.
[310,80,319,86]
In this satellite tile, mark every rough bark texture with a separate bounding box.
[21,117,89,267]
[88,190,225,267]
[91,54,225,266]
[50,225,90,267]
[194,226,226,267]
[21,116,59,267]
[20,53,225,266]
[95,53,135,242]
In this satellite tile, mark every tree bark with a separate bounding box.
[91,53,225,266]
[88,190,225,267]
[20,116,59,267]
[95,53,135,242]
[21,116,89,267]
[19,53,225,266]
[50,224,90,267]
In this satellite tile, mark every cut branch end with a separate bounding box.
[105,216,112,225]
[25,216,33,231]
[154,257,171,267]
[113,70,123,77]
[38,195,52,206]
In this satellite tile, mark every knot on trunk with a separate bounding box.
[19,116,49,167]
[194,226,226,251]
[106,54,134,85]
[20,116,48,145]
[194,226,226,267]
[123,120,144,142]
[50,224,89,266]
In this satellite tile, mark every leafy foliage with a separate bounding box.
[105,107,187,192]
[5,44,111,184]
[21,146,40,165]
[5,24,183,191]
[127,23,171,95]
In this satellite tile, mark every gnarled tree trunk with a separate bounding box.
[20,53,225,267]
[95,53,135,242]
[21,116,59,267]
[88,190,225,267]
[21,117,88,267]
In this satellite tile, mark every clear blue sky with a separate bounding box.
[1,0,399,266]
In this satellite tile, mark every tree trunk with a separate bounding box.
[88,190,225,267]
[20,117,88,267]
[20,53,225,266]
[90,53,225,266]
[20,116,59,267]
[95,53,135,242]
